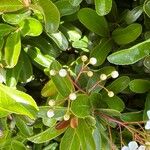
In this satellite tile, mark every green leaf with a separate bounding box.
[60,128,80,150]
[143,92,150,120]
[19,17,43,36]
[28,126,66,143]
[129,79,150,93]
[0,108,10,118]
[0,24,15,37]
[75,119,96,150]
[121,111,143,122]
[78,8,109,37]
[50,60,74,97]
[4,31,21,68]
[71,94,91,118]
[55,0,79,16]
[0,83,38,119]
[144,0,150,18]
[2,10,31,25]
[96,109,121,116]
[0,0,24,13]
[125,6,143,24]
[69,0,82,6]
[93,127,101,150]
[90,38,112,66]
[11,140,26,150]
[95,0,112,16]
[112,23,142,45]
[34,0,60,33]
[107,39,150,65]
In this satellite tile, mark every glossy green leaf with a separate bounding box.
[78,8,109,37]
[144,56,150,69]
[96,109,121,116]
[90,38,112,66]
[4,31,21,68]
[0,108,10,118]
[76,119,96,150]
[144,0,150,18]
[143,92,150,120]
[0,38,4,61]
[60,128,80,150]
[121,111,143,122]
[107,39,150,65]
[0,83,38,119]
[125,6,143,24]
[0,0,24,13]
[112,23,142,45]
[69,0,82,6]
[28,126,66,143]
[2,10,31,25]
[48,31,68,51]
[35,0,60,33]
[129,79,150,93]
[0,24,15,37]
[50,60,74,97]
[95,0,112,16]
[56,0,79,16]
[93,127,101,150]
[71,94,91,118]
[11,140,26,150]
[19,17,43,36]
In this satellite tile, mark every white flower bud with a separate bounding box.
[47,109,55,118]
[145,120,150,130]
[100,74,107,81]
[69,93,77,101]
[81,55,88,62]
[64,114,70,121]
[48,99,55,107]
[89,57,97,65]
[59,69,67,77]
[87,71,93,77]
[111,71,119,78]
[49,69,56,76]
[108,91,114,97]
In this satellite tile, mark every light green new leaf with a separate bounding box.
[129,79,150,93]
[69,0,82,6]
[28,126,66,143]
[90,38,112,66]
[35,0,60,33]
[112,23,142,45]
[19,17,43,36]
[4,31,21,68]
[0,0,24,13]
[0,83,38,119]
[60,128,80,150]
[95,0,112,16]
[107,39,150,65]
[71,94,91,118]
[0,24,15,37]
[11,140,26,150]
[75,119,96,150]
[144,0,150,18]
[78,8,109,37]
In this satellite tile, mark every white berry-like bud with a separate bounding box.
[100,74,107,81]
[111,71,119,78]
[108,91,114,97]
[89,57,97,65]
[64,114,70,121]
[81,55,88,62]
[59,69,67,77]
[49,69,56,76]
[69,93,77,101]
[87,71,93,77]
[48,99,55,107]
[47,109,55,118]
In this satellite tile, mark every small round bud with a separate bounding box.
[89,57,97,65]
[48,99,55,107]
[108,91,114,97]
[111,71,119,78]
[47,109,55,118]
[69,93,77,101]
[64,114,70,121]
[100,74,107,81]
[87,71,93,77]
[59,69,67,77]
[50,69,56,76]
[81,55,88,62]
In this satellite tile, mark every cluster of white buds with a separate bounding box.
[107,91,114,97]
[63,113,70,121]
[49,68,68,78]
[47,109,55,118]
[69,92,77,101]
[48,99,55,107]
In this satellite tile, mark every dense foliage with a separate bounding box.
[0,0,150,149]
